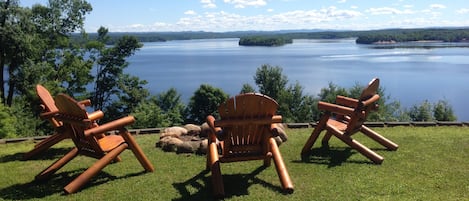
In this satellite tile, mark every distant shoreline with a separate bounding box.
[78,27,469,45]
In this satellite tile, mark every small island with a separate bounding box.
[238,36,293,46]
[355,28,469,44]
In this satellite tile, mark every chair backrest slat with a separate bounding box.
[36,85,62,128]
[216,93,279,156]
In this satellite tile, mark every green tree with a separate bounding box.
[91,29,143,113]
[131,100,169,129]
[433,100,456,121]
[240,83,256,94]
[0,102,16,139]
[253,65,316,123]
[186,84,229,124]
[316,82,347,103]
[0,0,37,106]
[409,100,433,121]
[102,74,149,122]
[156,88,185,126]
[278,82,316,123]
[254,64,288,100]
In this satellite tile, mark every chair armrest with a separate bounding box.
[78,99,92,106]
[335,95,358,108]
[318,101,355,116]
[40,110,59,120]
[87,110,104,121]
[206,115,222,142]
[360,94,380,108]
[84,116,135,137]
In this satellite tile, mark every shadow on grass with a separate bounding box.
[298,145,374,167]
[0,147,71,163]
[0,168,148,200]
[172,166,284,201]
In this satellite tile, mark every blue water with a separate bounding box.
[126,38,469,121]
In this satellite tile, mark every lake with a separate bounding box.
[126,38,469,121]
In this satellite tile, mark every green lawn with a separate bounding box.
[1,126,468,201]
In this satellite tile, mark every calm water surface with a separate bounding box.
[127,38,469,121]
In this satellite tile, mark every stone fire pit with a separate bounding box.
[156,123,288,154]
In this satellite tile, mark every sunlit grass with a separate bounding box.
[1,126,468,200]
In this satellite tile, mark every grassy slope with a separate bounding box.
[0,126,468,201]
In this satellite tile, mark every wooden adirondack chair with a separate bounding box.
[35,93,154,194]
[206,93,294,197]
[301,78,398,164]
[23,84,93,160]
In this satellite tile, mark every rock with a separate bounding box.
[160,132,181,139]
[274,136,283,146]
[158,137,184,152]
[163,126,188,137]
[199,122,211,138]
[184,124,202,136]
[274,123,288,142]
[176,141,200,154]
[197,139,209,154]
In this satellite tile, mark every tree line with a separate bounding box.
[0,0,457,139]
[355,28,469,44]
[82,28,469,45]
[239,36,293,46]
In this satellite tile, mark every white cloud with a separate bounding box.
[366,7,413,15]
[201,0,217,8]
[403,5,413,8]
[429,4,446,9]
[223,0,267,8]
[98,3,469,32]
[126,7,361,32]
[457,8,469,14]
[184,10,197,15]
[338,0,346,3]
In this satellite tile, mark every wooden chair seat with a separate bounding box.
[327,119,348,132]
[98,135,125,152]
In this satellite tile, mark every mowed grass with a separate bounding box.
[0,126,468,201]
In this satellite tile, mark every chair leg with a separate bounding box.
[119,129,154,172]
[301,116,328,155]
[321,130,333,147]
[208,142,224,198]
[360,126,399,151]
[23,132,68,160]
[330,127,384,164]
[269,138,294,194]
[63,144,127,194]
[264,152,272,167]
[35,147,79,181]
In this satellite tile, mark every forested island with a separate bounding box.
[238,36,293,46]
[355,28,469,44]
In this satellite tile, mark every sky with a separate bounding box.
[21,0,469,32]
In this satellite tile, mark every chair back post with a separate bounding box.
[345,78,381,134]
